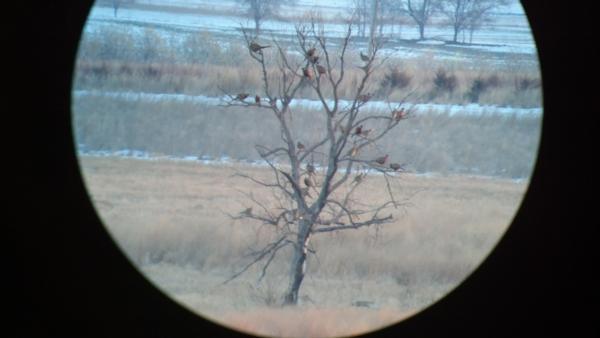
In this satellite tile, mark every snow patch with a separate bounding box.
[73,90,542,117]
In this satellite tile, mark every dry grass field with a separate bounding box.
[72,94,541,178]
[79,155,528,338]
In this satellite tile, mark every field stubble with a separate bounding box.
[80,156,527,337]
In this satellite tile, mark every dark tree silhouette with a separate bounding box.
[437,0,509,43]
[221,17,415,305]
[405,0,439,40]
[238,0,296,36]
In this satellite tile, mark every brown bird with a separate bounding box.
[255,95,261,105]
[354,125,363,136]
[249,41,270,52]
[393,108,406,121]
[297,142,305,152]
[240,207,253,216]
[235,93,249,101]
[316,64,327,75]
[358,93,372,103]
[304,177,315,188]
[360,51,370,62]
[302,67,313,79]
[360,128,373,138]
[309,55,319,64]
[306,47,317,57]
[306,163,316,175]
[374,154,389,165]
[390,163,404,171]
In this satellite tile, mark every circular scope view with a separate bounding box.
[72,0,542,337]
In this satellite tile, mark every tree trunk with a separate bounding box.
[254,17,261,37]
[283,219,312,305]
[418,22,425,40]
[368,0,379,55]
[452,25,459,43]
[113,1,119,18]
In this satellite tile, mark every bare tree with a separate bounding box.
[110,0,135,18]
[350,0,390,42]
[369,0,382,53]
[380,0,406,37]
[437,0,509,43]
[238,0,295,37]
[349,0,369,37]
[220,17,415,306]
[403,0,439,40]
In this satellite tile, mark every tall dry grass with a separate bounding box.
[79,156,527,337]
[72,94,541,178]
[73,25,542,107]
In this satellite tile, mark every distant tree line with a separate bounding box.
[238,0,512,44]
[102,0,512,44]
[351,0,511,43]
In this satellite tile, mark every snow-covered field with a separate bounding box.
[83,0,538,61]
[73,89,542,116]
[73,1,541,181]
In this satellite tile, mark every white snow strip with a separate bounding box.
[77,146,529,182]
[72,90,542,116]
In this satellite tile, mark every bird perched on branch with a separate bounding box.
[235,93,249,101]
[354,125,363,136]
[392,108,406,121]
[390,163,404,171]
[360,128,373,138]
[240,207,253,217]
[304,177,315,188]
[255,95,261,105]
[297,142,305,152]
[309,55,319,64]
[249,41,270,52]
[307,47,317,57]
[358,93,372,103]
[302,67,313,79]
[374,154,389,165]
[360,51,370,62]
[316,64,327,75]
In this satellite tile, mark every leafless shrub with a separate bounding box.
[485,73,501,88]
[514,76,541,91]
[433,68,458,94]
[466,77,487,102]
[381,67,412,90]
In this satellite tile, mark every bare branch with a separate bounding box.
[312,214,393,234]
[222,235,289,285]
